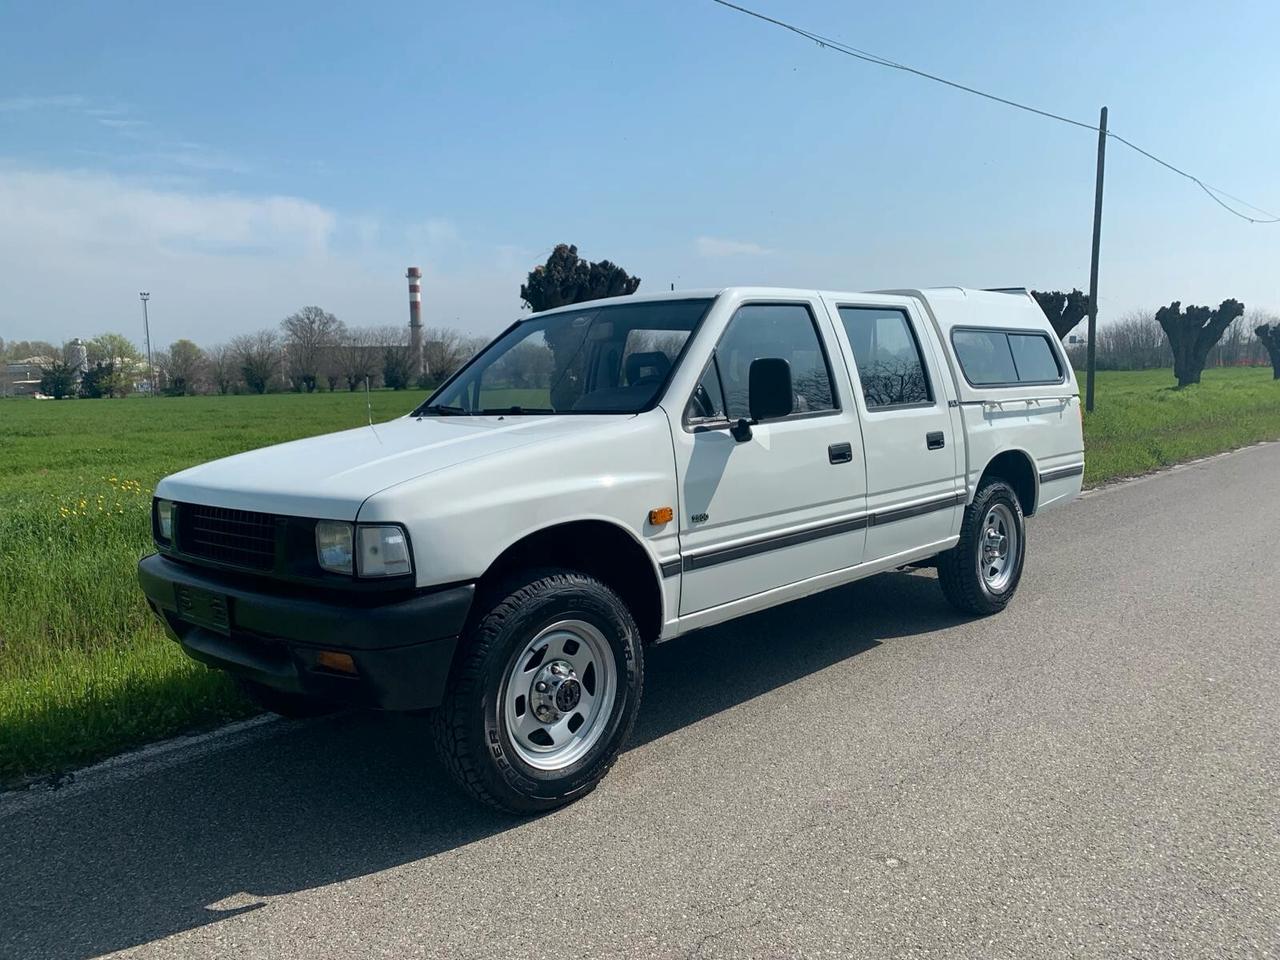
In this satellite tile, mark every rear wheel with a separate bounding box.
[431,569,643,814]
[938,479,1026,615]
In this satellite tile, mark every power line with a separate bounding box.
[709,0,1280,224]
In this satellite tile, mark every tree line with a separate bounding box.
[1032,289,1279,386]
[0,313,488,399]
[4,248,1279,400]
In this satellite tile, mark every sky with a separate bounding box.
[1,0,1278,349]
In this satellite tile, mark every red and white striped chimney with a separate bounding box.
[406,266,424,377]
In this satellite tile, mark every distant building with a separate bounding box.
[1,339,90,397]
[3,358,49,397]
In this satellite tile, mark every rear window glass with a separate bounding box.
[952,330,1018,384]
[1008,333,1062,382]
[952,329,1062,386]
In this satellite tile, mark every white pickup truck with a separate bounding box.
[139,286,1083,812]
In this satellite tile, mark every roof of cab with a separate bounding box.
[524,285,1050,335]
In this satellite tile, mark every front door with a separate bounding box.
[821,297,963,562]
[668,299,868,616]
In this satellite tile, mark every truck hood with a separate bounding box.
[155,415,621,520]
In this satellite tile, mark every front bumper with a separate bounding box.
[138,553,473,711]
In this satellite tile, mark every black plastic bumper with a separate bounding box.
[137,553,473,711]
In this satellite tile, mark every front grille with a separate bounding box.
[178,504,277,571]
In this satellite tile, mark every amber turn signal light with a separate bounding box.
[648,506,674,526]
[315,650,357,675]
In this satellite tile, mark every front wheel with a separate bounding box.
[938,479,1026,615]
[430,570,644,814]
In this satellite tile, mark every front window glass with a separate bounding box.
[715,304,836,419]
[420,299,711,414]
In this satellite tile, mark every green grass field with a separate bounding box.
[1079,368,1280,485]
[2,368,1279,785]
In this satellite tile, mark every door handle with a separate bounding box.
[828,442,853,464]
[926,431,945,450]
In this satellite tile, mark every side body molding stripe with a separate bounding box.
[1038,463,1085,483]
[677,491,966,573]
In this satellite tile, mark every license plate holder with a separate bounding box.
[174,585,232,635]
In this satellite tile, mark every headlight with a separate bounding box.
[356,525,413,578]
[154,499,175,543]
[315,521,412,578]
[315,520,354,575]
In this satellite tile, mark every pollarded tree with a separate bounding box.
[1256,321,1280,379]
[1031,289,1089,340]
[1155,299,1245,387]
[520,244,641,313]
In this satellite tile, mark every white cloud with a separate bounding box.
[696,235,772,257]
[0,94,87,113]
[405,217,460,249]
[0,168,335,256]
[95,117,150,131]
[0,166,524,345]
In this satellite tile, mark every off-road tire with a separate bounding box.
[938,479,1026,616]
[430,569,644,815]
[234,677,340,718]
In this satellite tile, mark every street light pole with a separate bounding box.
[139,291,154,397]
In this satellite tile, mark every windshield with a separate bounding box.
[416,298,713,415]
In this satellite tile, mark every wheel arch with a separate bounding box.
[977,448,1039,516]
[473,518,666,645]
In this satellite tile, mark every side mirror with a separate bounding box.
[748,357,793,422]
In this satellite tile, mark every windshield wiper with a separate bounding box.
[477,406,556,415]
[416,403,470,416]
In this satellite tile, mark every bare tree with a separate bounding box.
[281,306,344,393]
[206,343,239,394]
[335,326,385,391]
[1156,299,1245,387]
[231,331,282,394]
[156,338,207,395]
[421,326,487,385]
[374,325,415,390]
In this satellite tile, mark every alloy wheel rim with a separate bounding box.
[978,502,1019,592]
[501,619,617,771]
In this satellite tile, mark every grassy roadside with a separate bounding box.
[0,391,420,784]
[1081,368,1280,485]
[2,368,1279,785]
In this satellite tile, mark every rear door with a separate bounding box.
[821,296,965,561]
[668,296,868,616]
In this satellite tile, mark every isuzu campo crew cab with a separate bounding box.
[139,287,1083,812]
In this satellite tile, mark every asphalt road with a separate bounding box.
[4,444,1278,960]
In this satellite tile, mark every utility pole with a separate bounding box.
[1085,106,1107,413]
[139,291,155,397]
